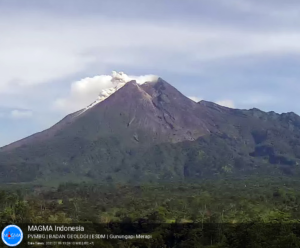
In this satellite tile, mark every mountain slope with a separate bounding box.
[0,77,300,184]
[1,78,211,152]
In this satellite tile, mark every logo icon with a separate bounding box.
[2,225,23,247]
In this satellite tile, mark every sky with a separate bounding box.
[0,0,300,146]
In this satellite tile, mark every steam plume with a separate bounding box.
[54,71,158,113]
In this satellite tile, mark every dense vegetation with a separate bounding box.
[1,127,300,185]
[2,176,300,247]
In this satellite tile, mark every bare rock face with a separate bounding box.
[73,78,213,144]
[140,78,211,142]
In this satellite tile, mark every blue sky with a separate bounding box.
[0,0,300,146]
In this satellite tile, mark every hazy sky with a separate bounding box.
[0,0,300,146]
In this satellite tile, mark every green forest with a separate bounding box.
[2,176,300,247]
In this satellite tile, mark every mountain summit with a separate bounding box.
[0,74,300,184]
[1,75,211,152]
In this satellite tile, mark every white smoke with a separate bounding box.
[53,71,158,113]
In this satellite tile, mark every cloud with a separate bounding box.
[53,72,158,113]
[1,10,300,95]
[10,109,33,119]
[222,0,300,20]
[189,96,235,108]
[0,1,300,145]
[216,100,235,108]
[239,93,276,106]
[189,96,202,102]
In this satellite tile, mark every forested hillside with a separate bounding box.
[1,177,300,247]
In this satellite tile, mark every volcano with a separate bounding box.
[1,73,300,184]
